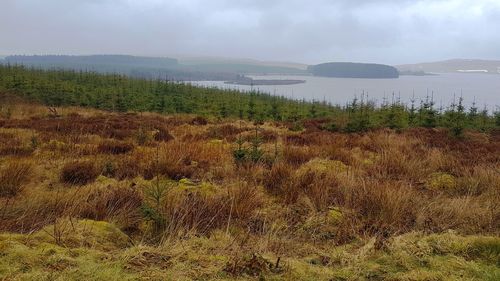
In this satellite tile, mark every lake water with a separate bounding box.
[191,73,500,110]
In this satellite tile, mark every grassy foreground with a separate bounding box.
[0,98,499,280]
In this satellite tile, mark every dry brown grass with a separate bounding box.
[153,126,174,142]
[282,145,315,166]
[205,124,244,141]
[60,161,100,185]
[190,116,208,125]
[416,196,499,234]
[113,155,145,180]
[0,145,34,156]
[0,160,33,198]
[263,162,293,195]
[97,139,135,154]
[1,188,77,232]
[339,180,421,238]
[1,101,499,268]
[76,183,144,232]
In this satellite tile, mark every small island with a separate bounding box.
[308,62,399,79]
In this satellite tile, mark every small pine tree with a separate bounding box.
[344,96,372,132]
[219,103,228,118]
[449,97,466,137]
[309,101,318,118]
[115,93,128,112]
[270,99,281,121]
[247,95,256,121]
[232,136,247,164]
[494,110,500,127]
[479,106,489,131]
[408,98,417,126]
[385,104,404,130]
[289,104,300,122]
[249,126,264,163]
[468,100,478,126]
[422,96,437,128]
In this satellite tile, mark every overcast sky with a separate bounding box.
[1,0,499,65]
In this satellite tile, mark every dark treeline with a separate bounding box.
[309,62,400,79]
[0,65,498,133]
[3,55,179,69]
[1,55,240,81]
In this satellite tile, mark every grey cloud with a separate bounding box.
[0,0,499,64]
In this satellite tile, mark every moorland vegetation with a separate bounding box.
[0,66,499,280]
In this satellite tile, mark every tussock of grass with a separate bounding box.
[0,160,33,198]
[60,161,99,185]
[426,172,457,191]
[97,140,135,155]
[296,158,348,176]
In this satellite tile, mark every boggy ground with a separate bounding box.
[0,100,499,280]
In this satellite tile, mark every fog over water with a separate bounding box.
[192,74,500,110]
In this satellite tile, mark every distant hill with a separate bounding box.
[308,62,399,79]
[178,63,306,75]
[178,57,308,74]
[3,54,178,71]
[397,59,500,74]
[0,55,307,80]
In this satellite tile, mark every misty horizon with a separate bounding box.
[1,53,500,67]
[2,0,500,65]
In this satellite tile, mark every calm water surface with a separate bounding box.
[191,73,500,110]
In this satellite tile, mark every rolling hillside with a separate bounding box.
[397,59,500,74]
